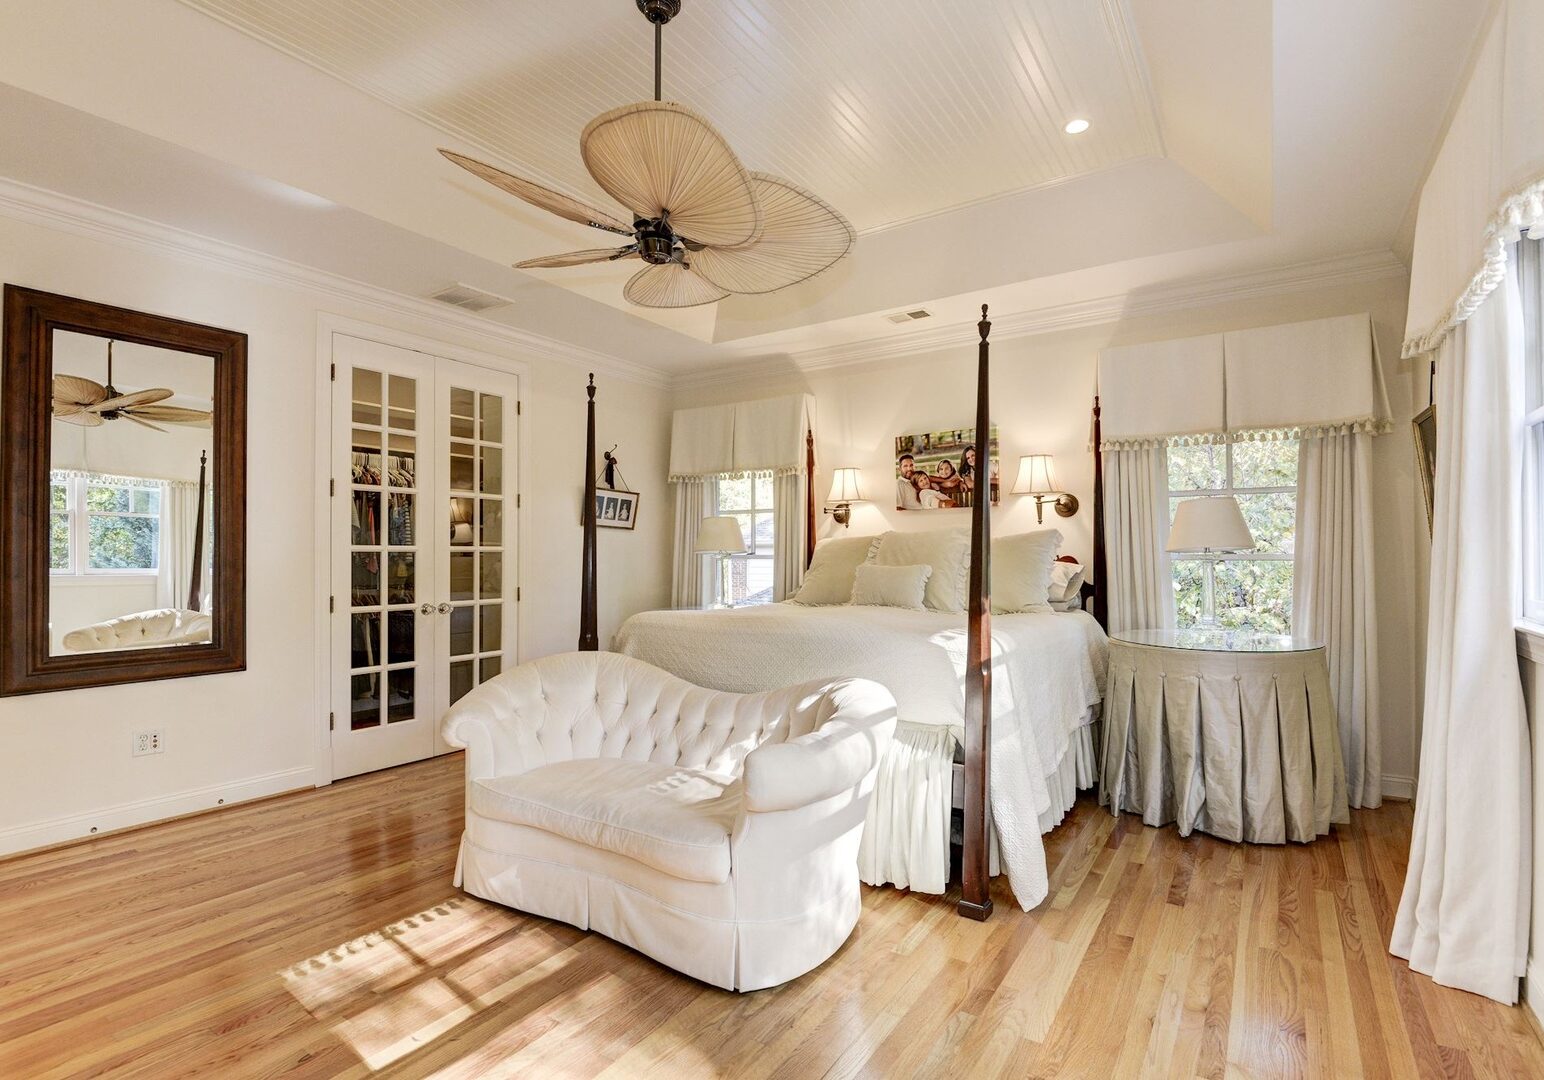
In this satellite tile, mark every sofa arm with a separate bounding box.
[743,683,897,812]
[440,693,509,782]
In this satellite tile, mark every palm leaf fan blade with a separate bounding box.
[581,102,762,249]
[622,262,729,308]
[516,246,639,268]
[439,150,634,236]
[53,374,108,407]
[129,405,213,426]
[688,173,856,294]
[91,387,173,412]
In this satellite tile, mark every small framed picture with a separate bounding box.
[1412,404,1436,534]
[589,488,639,530]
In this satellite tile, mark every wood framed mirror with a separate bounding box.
[0,286,246,695]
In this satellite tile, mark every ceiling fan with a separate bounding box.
[52,341,212,432]
[439,0,855,309]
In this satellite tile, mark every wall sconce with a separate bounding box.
[825,467,866,527]
[1011,454,1079,524]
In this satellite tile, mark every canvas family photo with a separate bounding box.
[894,426,1000,510]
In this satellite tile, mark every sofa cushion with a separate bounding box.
[471,758,741,884]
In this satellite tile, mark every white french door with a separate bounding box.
[330,335,520,780]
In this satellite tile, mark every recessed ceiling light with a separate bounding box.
[1063,118,1091,135]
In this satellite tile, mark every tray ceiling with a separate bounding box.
[177,0,1165,234]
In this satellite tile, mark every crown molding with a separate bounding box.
[675,248,1411,391]
[0,176,671,388]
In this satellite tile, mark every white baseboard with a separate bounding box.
[1381,774,1417,801]
[1526,959,1544,1033]
[0,766,316,858]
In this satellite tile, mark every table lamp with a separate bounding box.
[1167,496,1255,626]
[695,516,747,608]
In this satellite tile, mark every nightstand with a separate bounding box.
[1100,628,1350,843]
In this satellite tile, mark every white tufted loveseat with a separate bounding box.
[60,608,212,652]
[441,651,897,991]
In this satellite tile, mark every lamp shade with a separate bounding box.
[827,467,865,502]
[694,516,747,555]
[1167,496,1255,553]
[1011,454,1060,495]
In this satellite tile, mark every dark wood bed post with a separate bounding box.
[579,374,599,651]
[805,428,816,569]
[186,450,207,612]
[1091,395,1108,629]
[959,304,994,922]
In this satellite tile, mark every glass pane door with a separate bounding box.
[445,382,506,706]
[332,337,438,780]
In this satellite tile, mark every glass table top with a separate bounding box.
[1110,628,1323,653]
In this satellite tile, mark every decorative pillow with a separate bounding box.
[1048,560,1084,603]
[990,529,1063,614]
[849,563,932,609]
[790,534,878,605]
[866,528,971,612]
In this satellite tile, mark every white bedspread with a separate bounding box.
[613,603,1107,908]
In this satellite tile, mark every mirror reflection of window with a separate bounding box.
[48,330,216,655]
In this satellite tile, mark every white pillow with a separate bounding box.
[866,528,970,612]
[790,534,878,605]
[1048,560,1084,603]
[990,529,1063,614]
[849,563,932,609]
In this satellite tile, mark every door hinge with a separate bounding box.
[328,712,335,731]
[516,400,522,416]
[329,595,335,613]
[517,586,522,602]
[329,478,335,497]
[330,362,337,381]
[516,493,521,509]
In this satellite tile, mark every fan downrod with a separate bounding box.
[636,0,680,24]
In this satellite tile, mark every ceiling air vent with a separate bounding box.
[428,283,515,313]
[884,308,932,324]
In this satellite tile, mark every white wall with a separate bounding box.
[675,274,1428,793]
[0,210,674,853]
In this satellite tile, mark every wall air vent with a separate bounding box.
[884,309,932,324]
[428,283,516,313]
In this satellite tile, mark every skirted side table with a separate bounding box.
[1100,628,1350,843]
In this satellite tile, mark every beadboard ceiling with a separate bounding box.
[177,0,1165,234]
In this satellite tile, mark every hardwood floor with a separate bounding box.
[1,755,1540,1079]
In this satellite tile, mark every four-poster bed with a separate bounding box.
[582,312,1109,918]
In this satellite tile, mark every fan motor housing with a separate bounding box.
[637,0,681,25]
[636,219,678,264]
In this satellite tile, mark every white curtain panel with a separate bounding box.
[771,470,806,602]
[156,479,200,611]
[1293,431,1381,807]
[670,478,707,609]
[1391,280,1532,1004]
[1102,446,1175,633]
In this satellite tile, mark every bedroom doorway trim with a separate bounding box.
[312,315,530,785]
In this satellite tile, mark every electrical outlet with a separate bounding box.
[132,729,165,757]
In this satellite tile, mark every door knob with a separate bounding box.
[437,602,453,615]
[419,603,434,616]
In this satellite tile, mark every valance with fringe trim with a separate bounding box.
[1403,0,1544,357]
[668,394,814,481]
[1098,313,1389,450]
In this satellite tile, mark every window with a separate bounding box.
[1167,441,1298,633]
[51,473,161,576]
[1521,236,1544,623]
[709,474,775,606]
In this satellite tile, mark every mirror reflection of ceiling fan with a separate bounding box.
[51,341,213,432]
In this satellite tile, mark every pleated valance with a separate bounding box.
[1098,313,1389,449]
[1098,334,1226,449]
[668,394,813,480]
[1404,0,1544,357]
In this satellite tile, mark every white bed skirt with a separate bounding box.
[859,713,1099,895]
